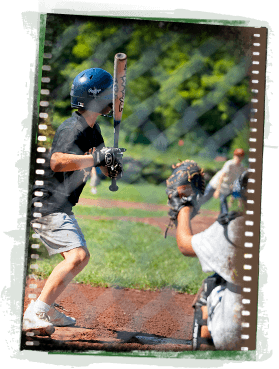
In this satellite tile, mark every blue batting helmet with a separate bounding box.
[70,68,113,115]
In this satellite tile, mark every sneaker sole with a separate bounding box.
[23,325,55,336]
[53,323,76,327]
[52,320,76,327]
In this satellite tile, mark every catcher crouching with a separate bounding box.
[165,160,247,351]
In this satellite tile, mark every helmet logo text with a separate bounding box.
[88,87,102,96]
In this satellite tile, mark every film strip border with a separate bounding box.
[240,26,267,351]
[22,18,268,351]
[23,20,54,346]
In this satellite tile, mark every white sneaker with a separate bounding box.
[47,303,76,327]
[23,301,55,336]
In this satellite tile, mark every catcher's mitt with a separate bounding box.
[165,160,205,237]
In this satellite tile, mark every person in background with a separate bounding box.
[198,148,246,214]
[90,167,100,194]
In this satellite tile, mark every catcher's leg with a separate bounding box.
[192,304,214,350]
[192,285,214,350]
[192,274,224,350]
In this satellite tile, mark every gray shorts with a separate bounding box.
[31,213,87,256]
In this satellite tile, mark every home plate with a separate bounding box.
[134,334,192,346]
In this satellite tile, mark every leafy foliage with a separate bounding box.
[41,15,251,180]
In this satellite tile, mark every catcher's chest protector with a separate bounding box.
[192,274,224,350]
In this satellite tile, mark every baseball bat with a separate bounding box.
[109,53,127,192]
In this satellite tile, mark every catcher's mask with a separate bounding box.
[232,170,249,201]
[71,68,113,116]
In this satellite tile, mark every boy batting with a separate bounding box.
[23,64,125,336]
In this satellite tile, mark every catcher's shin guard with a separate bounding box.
[192,273,224,350]
[192,303,214,350]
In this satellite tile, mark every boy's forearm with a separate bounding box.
[176,207,196,257]
[50,152,94,172]
[177,206,193,235]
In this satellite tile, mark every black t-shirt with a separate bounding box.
[32,112,105,217]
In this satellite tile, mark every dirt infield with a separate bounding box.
[21,199,218,353]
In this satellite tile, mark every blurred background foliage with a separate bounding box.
[40,15,252,185]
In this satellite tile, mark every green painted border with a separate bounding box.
[38,0,268,27]
[5,0,272,368]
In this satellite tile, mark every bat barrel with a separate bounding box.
[109,52,127,192]
[115,53,127,61]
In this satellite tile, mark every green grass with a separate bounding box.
[81,180,222,213]
[74,205,166,218]
[81,180,168,205]
[74,200,221,220]
[31,219,210,294]
[30,180,222,295]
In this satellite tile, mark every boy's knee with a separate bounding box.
[77,247,90,265]
[82,248,90,265]
[66,247,90,268]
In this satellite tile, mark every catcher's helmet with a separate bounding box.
[232,170,249,200]
[70,68,113,115]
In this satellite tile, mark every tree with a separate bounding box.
[43,14,252,166]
